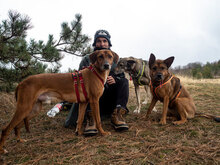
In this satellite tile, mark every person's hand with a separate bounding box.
[107,76,116,85]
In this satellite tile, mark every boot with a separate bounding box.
[111,107,129,131]
[83,111,98,136]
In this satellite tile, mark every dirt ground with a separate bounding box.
[0,77,220,165]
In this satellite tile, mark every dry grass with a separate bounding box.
[177,75,220,84]
[0,76,220,165]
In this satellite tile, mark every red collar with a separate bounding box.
[88,65,104,85]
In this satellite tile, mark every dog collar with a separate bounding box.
[88,65,104,86]
[150,75,182,105]
[150,75,174,99]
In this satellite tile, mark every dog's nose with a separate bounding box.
[104,63,110,70]
[156,73,163,80]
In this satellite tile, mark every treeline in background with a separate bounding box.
[172,60,220,79]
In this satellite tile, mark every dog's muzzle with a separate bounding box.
[104,63,110,70]
[155,73,163,81]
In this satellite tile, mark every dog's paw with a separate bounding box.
[142,100,148,105]
[17,138,27,143]
[75,131,83,136]
[172,120,186,125]
[0,148,8,154]
[101,131,111,136]
[75,128,84,136]
[152,107,157,112]
[133,109,140,113]
[3,148,8,154]
[159,120,166,125]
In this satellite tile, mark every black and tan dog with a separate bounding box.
[145,54,220,125]
[0,50,118,154]
[115,57,153,113]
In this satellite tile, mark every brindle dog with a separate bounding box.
[115,57,153,113]
[145,54,220,125]
[146,54,196,125]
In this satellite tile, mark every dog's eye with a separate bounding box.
[108,55,112,59]
[99,55,104,59]
[152,66,157,71]
[161,67,165,70]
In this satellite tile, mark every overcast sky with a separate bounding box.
[1,0,220,72]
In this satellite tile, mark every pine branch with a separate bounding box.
[57,49,83,57]
[55,14,81,47]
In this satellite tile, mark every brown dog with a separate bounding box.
[0,49,119,154]
[145,54,196,125]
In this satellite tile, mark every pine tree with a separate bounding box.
[0,10,92,92]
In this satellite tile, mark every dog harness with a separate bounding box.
[130,61,145,86]
[150,75,182,105]
[72,71,88,103]
[72,65,104,103]
[137,62,145,85]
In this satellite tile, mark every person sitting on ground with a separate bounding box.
[64,29,129,136]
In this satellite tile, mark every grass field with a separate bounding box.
[0,76,219,164]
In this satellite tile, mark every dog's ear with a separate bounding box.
[89,51,98,64]
[127,60,136,69]
[164,56,175,68]
[127,60,135,65]
[149,53,156,69]
[111,51,119,64]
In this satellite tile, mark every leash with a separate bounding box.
[88,65,104,86]
[72,71,88,103]
[150,75,182,105]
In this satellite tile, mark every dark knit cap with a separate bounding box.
[92,29,112,47]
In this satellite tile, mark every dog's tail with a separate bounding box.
[195,112,220,122]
